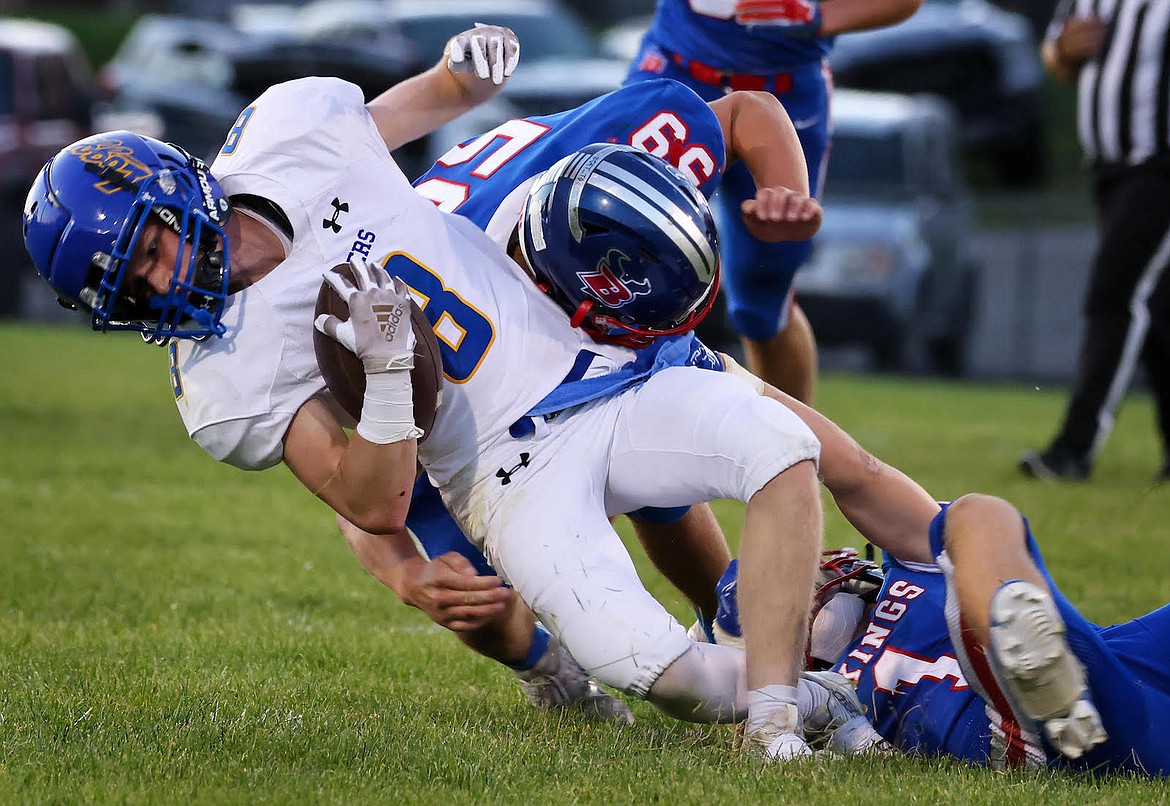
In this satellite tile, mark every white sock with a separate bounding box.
[745,684,800,735]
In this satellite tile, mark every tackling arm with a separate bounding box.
[722,353,938,562]
[367,25,520,151]
[774,384,939,563]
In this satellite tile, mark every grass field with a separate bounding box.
[1,323,1168,804]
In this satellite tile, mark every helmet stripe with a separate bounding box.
[590,162,717,282]
[565,146,620,243]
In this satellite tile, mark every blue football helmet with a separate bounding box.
[22,131,232,342]
[518,143,720,349]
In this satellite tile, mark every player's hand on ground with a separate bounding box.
[315,257,416,376]
[740,187,822,242]
[446,23,520,90]
[1057,16,1107,67]
[734,0,822,37]
[403,552,513,632]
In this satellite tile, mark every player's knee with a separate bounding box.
[943,494,1021,549]
[948,493,1012,520]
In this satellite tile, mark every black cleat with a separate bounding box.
[1018,449,1090,481]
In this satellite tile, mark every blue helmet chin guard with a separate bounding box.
[518,143,720,349]
[22,131,232,343]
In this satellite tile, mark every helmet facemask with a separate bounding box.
[24,133,232,344]
[91,168,230,344]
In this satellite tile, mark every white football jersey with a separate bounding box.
[172,77,620,485]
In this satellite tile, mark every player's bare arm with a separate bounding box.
[708,92,822,243]
[766,381,938,563]
[282,397,417,534]
[336,515,512,632]
[282,260,423,535]
[817,0,923,36]
[367,24,520,150]
[720,353,937,561]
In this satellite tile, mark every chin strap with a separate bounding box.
[569,298,594,329]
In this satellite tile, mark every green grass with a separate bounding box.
[1,323,1168,804]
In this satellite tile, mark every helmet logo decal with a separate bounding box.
[71,139,153,195]
[577,249,650,308]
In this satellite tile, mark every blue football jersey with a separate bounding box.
[413,78,727,234]
[644,0,832,73]
[833,555,990,762]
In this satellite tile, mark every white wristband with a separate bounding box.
[356,370,424,444]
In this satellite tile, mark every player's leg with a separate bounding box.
[342,478,632,723]
[934,495,1107,761]
[742,298,818,404]
[628,503,732,633]
[606,366,823,758]
[940,494,1049,644]
[715,164,817,402]
[476,457,717,712]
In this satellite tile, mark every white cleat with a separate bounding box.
[824,716,894,756]
[743,703,815,762]
[516,638,635,726]
[989,581,1107,759]
[801,671,894,756]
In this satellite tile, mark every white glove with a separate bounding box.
[315,257,416,376]
[446,23,520,85]
[734,0,822,36]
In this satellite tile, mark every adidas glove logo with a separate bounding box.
[374,303,405,341]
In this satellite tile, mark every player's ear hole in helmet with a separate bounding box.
[22,131,232,344]
[518,143,720,349]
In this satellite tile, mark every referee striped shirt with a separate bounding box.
[1047,0,1170,168]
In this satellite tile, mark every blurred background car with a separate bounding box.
[600,0,1046,187]
[796,89,980,375]
[96,14,254,161]
[296,0,628,175]
[828,0,1046,187]
[0,18,96,316]
[97,11,422,162]
[1,0,1094,382]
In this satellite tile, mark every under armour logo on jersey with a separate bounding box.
[496,452,531,485]
[373,303,405,341]
[322,197,349,233]
[577,249,650,308]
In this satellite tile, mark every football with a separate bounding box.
[312,263,444,441]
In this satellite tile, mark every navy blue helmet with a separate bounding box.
[22,131,231,342]
[518,143,720,349]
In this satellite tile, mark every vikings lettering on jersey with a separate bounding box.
[834,556,990,762]
[413,78,727,235]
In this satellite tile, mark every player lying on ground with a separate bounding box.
[713,486,1170,775]
[24,29,837,760]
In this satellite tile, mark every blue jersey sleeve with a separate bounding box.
[413,78,727,231]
